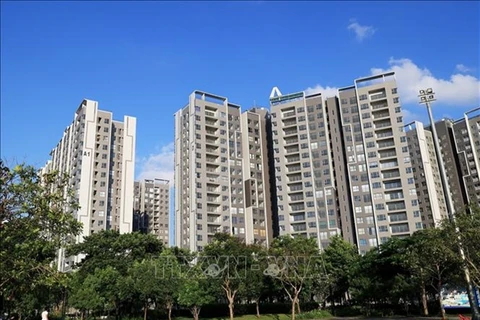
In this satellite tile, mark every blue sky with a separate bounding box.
[1,1,479,179]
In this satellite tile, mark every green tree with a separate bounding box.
[322,236,359,305]
[67,230,164,275]
[410,228,460,320]
[0,161,82,313]
[442,206,480,320]
[245,245,268,318]
[268,236,321,320]
[443,206,480,289]
[127,259,163,320]
[68,272,105,320]
[201,233,252,320]
[157,250,184,320]
[177,266,215,320]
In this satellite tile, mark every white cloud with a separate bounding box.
[455,64,473,74]
[136,142,174,183]
[347,19,376,42]
[401,108,428,125]
[304,85,338,98]
[371,58,480,106]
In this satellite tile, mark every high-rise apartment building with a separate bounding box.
[269,90,345,249]
[336,73,422,252]
[451,108,480,208]
[174,91,273,251]
[270,72,423,252]
[133,178,170,246]
[405,121,448,228]
[43,99,136,271]
[420,109,480,213]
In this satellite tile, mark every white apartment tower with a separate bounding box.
[405,121,448,228]
[269,90,344,250]
[44,99,136,271]
[174,91,273,252]
[133,178,170,246]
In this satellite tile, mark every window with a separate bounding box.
[392,88,398,94]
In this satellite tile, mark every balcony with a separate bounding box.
[372,111,390,120]
[286,156,301,163]
[287,174,302,183]
[372,102,389,110]
[289,183,303,192]
[285,137,299,145]
[380,160,398,169]
[378,139,395,149]
[289,194,304,202]
[205,120,217,126]
[387,202,406,212]
[377,130,394,139]
[379,149,397,159]
[370,92,387,101]
[207,186,220,193]
[375,120,392,129]
[206,206,219,214]
[382,170,400,179]
[205,138,218,145]
[205,130,217,136]
[384,180,402,190]
[285,146,300,154]
[284,129,298,136]
[283,111,296,119]
[286,165,301,173]
[384,191,404,200]
[205,110,216,117]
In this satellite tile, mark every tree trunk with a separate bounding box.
[296,299,301,314]
[256,300,260,318]
[228,302,234,320]
[191,306,200,320]
[166,301,173,320]
[224,280,236,320]
[81,311,85,320]
[437,276,446,320]
[291,296,296,320]
[143,303,148,320]
[421,281,429,316]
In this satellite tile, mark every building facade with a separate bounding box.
[43,99,136,271]
[269,90,345,250]
[405,121,448,228]
[270,72,423,252]
[451,108,480,208]
[133,178,170,246]
[174,91,273,251]
[336,73,423,253]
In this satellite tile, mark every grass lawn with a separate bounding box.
[175,310,333,320]
[175,315,292,320]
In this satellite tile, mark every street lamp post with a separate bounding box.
[418,88,480,320]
